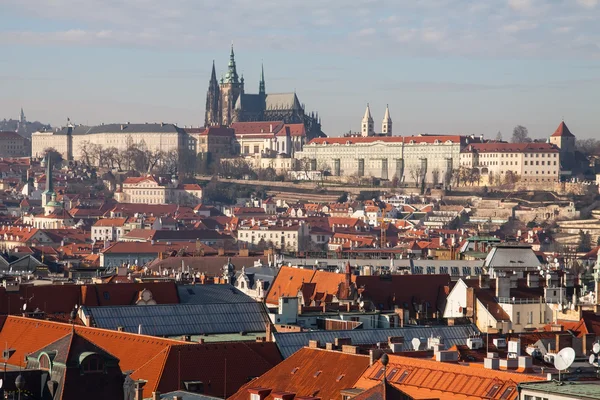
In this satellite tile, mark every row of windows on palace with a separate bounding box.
[239,232,297,239]
[414,266,483,275]
[470,160,558,167]
[474,153,558,158]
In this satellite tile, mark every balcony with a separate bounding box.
[497,297,541,304]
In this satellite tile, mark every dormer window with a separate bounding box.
[80,353,104,373]
[39,353,51,371]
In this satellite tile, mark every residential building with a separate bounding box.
[230,121,306,157]
[0,131,27,157]
[519,381,600,400]
[460,142,560,183]
[91,217,127,242]
[186,126,235,166]
[115,175,202,205]
[237,218,309,252]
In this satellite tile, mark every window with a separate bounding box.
[516,311,521,324]
[528,311,533,324]
[103,291,110,300]
[395,371,410,383]
[373,367,386,380]
[291,367,299,374]
[39,353,51,370]
[314,370,322,377]
[486,384,501,398]
[499,387,515,400]
[81,355,104,373]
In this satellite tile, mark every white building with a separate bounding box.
[460,142,560,184]
[114,176,202,206]
[91,218,127,242]
[236,218,309,252]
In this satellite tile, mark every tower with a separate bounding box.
[219,44,244,126]
[205,61,221,127]
[42,155,55,209]
[549,121,575,154]
[20,108,26,124]
[382,104,392,136]
[361,103,374,137]
[259,63,266,96]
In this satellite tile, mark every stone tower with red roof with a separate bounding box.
[549,121,575,154]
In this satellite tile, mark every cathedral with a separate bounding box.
[204,46,325,139]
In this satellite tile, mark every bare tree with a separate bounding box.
[409,165,423,188]
[495,131,503,141]
[431,169,440,187]
[511,125,532,143]
[488,171,495,186]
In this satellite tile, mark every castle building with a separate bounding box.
[204,45,324,140]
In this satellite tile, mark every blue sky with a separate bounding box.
[1,0,599,139]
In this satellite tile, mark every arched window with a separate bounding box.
[39,353,51,370]
[80,353,105,373]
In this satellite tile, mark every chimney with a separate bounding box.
[495,276,510,299]
[152,392,161,400]
[117,326,124,332]
[335,337,352,347]
[369,349,386,366]
[527,273,539,288]
[218,247,225,256]
[479,274,490,289]
[308,340,320,349]
[134,380,147,400]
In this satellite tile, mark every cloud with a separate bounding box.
[0,0,599,59]
[577,0,598,8]
[508,0,533,11]
[554,26,573,34]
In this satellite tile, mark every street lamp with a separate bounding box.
[15,374,25,400]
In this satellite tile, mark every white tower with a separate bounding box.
[382,104,392,136]
[361,103,374,137]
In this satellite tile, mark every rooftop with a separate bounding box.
[519,381,600,400]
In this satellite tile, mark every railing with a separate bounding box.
[497,297,541,304]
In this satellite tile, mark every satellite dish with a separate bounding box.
[593,343,600,354]
[554,347,576,371]
[589,354,597,366]
[0,378,3,388]
[554,258,558,263]
[22,303,27,311]
[411,337,422,351]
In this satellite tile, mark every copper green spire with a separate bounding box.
[224,43,239,84]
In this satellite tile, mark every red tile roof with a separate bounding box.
[308,135,465,146]
[229,347,370,400]
[0,316,281,399]
[551,121,575,138]
[354,354,545,400]
[231,121,285,135]
[462,142,559,153]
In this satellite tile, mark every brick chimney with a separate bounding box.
[152,392,160,400]
[479,274,490,289]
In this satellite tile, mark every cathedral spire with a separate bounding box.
[210,60,217,85]
[259,63,266,95]
[382,104,392,136]
[224,43,239,83]
[205,60,221,127]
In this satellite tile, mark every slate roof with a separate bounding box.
[483,245,541,270]
[81,302,271,336]
[265,93,301,110]
[160,391,221,400]
[177,284,256,305]
[272,325,479,358]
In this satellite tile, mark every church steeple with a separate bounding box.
[382,104,392,136]
[259,63,266,95]
[361,103,374,137]
[224,44,239,84]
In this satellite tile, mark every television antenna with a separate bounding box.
[554,347,575,382]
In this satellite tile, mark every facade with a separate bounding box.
[460,142,560,183]
[32,123,193,162]
[187,126,235,165]
[230,121,306,157]
[91,218,127,242]
[204,46,324,140]
[297,134,478,183]
[115,176,202,205]
[236,219,309,252]
[0,131,28,157]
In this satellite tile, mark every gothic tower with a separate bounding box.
[219,45,244,126]
[361,103,374,137]
[205,61,221,127]
[382,104,392,136]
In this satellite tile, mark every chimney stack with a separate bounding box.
[495,276,510,299]
[134,381,147,400]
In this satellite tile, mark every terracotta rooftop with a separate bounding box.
[550,121,575,138]
[462,142,559,153]
[229,347,370,400]
[353,354,545,400]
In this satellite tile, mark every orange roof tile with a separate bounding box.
[550,121,575,138]
[354,354,545,400]
[229,347,370,400]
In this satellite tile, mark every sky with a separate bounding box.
[0,0,599,139]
